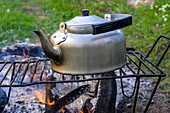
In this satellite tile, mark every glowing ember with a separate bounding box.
[32,88,55,105]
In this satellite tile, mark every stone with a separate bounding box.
[11,104,19,112]
[142,99,147,102]
[151,100,154,104]
[138,95,144,101]
[127,103,132,108]
[0,88,7,112]
[28,104,34,110]
[20,105,27,112]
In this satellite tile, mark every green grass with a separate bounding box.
[0,0,169,90]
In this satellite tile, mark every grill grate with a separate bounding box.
[0,51,166,87]
[0,35,169,113]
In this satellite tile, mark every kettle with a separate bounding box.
[34,9,132,75]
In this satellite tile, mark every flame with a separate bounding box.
[32,88,55,105]
[61,108,66,112]
[22,48,29,57]
[26,47,30,56]
[79,109,84,113]
[32,89,46,104]
[47,97,55,105]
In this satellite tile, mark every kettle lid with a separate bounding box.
[63,9,132,35]
[66,9,109,26]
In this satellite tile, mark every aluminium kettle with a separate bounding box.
[34,9,132,75]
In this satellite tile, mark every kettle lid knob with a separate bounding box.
[81,9,89,16]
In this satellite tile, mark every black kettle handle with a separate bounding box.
[92,15,132,35]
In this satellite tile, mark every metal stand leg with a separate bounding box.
[7,63,16,104]
[144,77,161,113]
[133,77,140,113]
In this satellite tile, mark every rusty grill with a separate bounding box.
[0,35,169,113]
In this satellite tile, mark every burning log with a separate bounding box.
[81,98,93,113]
[32,84,91,113]
[51,84,91,112]
[56,106,84,113]
[0,44,46,61]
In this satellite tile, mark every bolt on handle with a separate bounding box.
[81,9,89,16]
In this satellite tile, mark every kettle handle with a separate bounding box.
[92,14,132,35]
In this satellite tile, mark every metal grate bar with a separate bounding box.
[0,62,14,85]
[30,61,39,83]
[127,54,147,74]
[146,35,170,66]
[11,62,23,84]
[20,62,31,85]
[135,52,165,74]
[126,64,136,74]
[133,77,140,113]
[0,73,165,87]
[0,62,7,71]
[128,51,156,74]
[62,74,65,80]
[40,59,47,81]
[120,68,137,98]
[120,68,127,75]
[144,77,161,113]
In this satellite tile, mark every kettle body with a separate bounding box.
[50,29,126,75]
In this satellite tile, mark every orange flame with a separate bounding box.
[32,88,55,105]
[79,109,84,113]
[32,89,46,104]
[47,97,55,105]
[32,88,86,113]
[27,47,30,56]
[61,108,66,112]
[22,48,29,57]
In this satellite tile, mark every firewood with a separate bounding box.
[53,84,91,111]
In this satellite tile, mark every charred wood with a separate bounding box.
[52,84,91,112]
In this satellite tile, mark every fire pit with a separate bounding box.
[0,35,169,113]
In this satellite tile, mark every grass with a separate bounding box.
[0,0,169,90]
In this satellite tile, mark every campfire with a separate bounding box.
[0,35,169,113]
[0,43,99,113]
[0,43,46,61]
[32,83,92,113]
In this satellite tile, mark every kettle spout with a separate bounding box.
[33,29,62,63]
